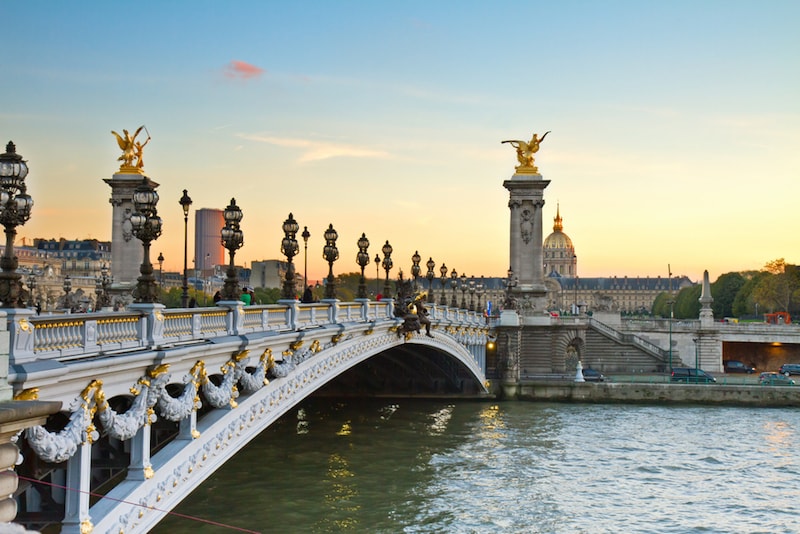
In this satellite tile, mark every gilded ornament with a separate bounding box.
[111,126,150,174]
[14,388,39,401]
[502,131,550,174]
[145,466,155,480]
[18,318,31,332]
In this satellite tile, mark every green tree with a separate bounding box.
[674,284,701,319]
[711,272,745,318]
[731,271,769,317]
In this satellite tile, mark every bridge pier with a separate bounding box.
[127,425,153,481]
[62,441,92,534]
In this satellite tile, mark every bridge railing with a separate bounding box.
[10,299,403,365]
[11,298,485,366]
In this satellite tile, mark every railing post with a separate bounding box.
[322,299,339,324]
[355,299,370,322]
[128,303,166,347]
[82,319,99,354]
[127,424,152,481]
[216,300,244,335]
[4,308,35,366]
[278,299,299,330]
[61,441,92,534]
[382,298,395,320]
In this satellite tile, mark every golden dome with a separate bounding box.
[543,204,574,249]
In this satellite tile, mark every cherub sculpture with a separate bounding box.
[502,131,550,173]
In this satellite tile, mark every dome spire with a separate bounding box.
[553,202,563,232]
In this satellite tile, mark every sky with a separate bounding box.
[3,1,798,284]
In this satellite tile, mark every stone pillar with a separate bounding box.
[61,440,92,534]
[103,173,160,291]
[503,172,550,314]
[126,425,152,481]
[0,401,61,524]
[698,269,714,328]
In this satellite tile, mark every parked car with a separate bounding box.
[724,360,756,374]
[779,364,800,376]
[581,368,605,382]
[759,372,795,386]
[670,367,717,383]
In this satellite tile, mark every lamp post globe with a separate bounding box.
[460,273,468,309]
[220,198,244,300]
[356,233,370,299]
[0,142,33,308]
[322,223,339,300]
[425,257,435,303]
[439,263,448,305]
[301,226,310,290]
[280,213,300,300]
[130,178,162,303]
[179,189,192,307]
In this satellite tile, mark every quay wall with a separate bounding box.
[499,381,800,407]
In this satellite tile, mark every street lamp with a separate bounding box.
[439,263,448,305]
[381,240,393,297]
[179,189,192,307]
[374,254,380,297]
[426,257,435,304]
[95,263,111,310]
[26,274,36,308]
[157,252,164,286]
[460,273,468,309]
[356,233,370,299]
[220,198,244,300]
[280,213,300,300]
[468,276,476,312]
[63,274,72,309]
[0,142,33,308]
[450,268,458,307]
[477,276,485,313]
[411,251,421,290]
[130,178,162,303]
[322,223,339,300]
[301,226,310,290]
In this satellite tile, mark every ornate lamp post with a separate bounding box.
[95,263,112,310]
[468,276,476,312]
[158,253,166,279]
[280,213,300,300]
[301,226,310,290]
[26,274,36,308]
[425,257,435,303]
[62,274,72,310]
[477,277,485,313]
[450,268,458,307]
[322,224,339,299]
[439,263,448,305]
[410,251,421,290]
[356,233,370,299]
[0,142,33,308]
[381,240,393,297]
[460,273,468,309]
[374,254,380,297]
[179,189,192,307]
[130,179,162,303]
[220,198,244,300]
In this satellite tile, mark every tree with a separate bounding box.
[674,284,701,319]
[732,271,769,317]
[711,272,745,318]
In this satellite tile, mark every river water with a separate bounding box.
[159,399,800,533]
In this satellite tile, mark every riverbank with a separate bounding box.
[500,379,800,406]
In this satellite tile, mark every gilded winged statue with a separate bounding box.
[111,126,150,171]
[502,131,550,173]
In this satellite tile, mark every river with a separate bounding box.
[158,399,800,533]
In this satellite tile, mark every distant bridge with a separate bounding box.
[7,299,489,533]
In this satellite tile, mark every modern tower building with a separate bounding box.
[194,208,225,276]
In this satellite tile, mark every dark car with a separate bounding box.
[759,372,795,386]
[670,367,716,383]
[581,368,605,382]
[779,364,800,376]
[724,360,756,374]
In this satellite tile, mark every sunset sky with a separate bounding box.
[3,1,798,284]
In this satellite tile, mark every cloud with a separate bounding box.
[239,134,390,162]
[224,60,265,80]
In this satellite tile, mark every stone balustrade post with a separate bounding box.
[321,299,339,324]
[355,299,370,322]
[215,300,244,335]
[128,303,167,347]
[5,309,35,367]
[278,300,299,330]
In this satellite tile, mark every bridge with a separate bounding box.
[6,299,489,533]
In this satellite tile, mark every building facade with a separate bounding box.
[194,208,225,277]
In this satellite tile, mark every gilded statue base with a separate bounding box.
[117,165,144,175]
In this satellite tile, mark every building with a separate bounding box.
[540,207,693,314]
[194,208,225,277]
[250,260,289,289]
[34,238,111,277]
